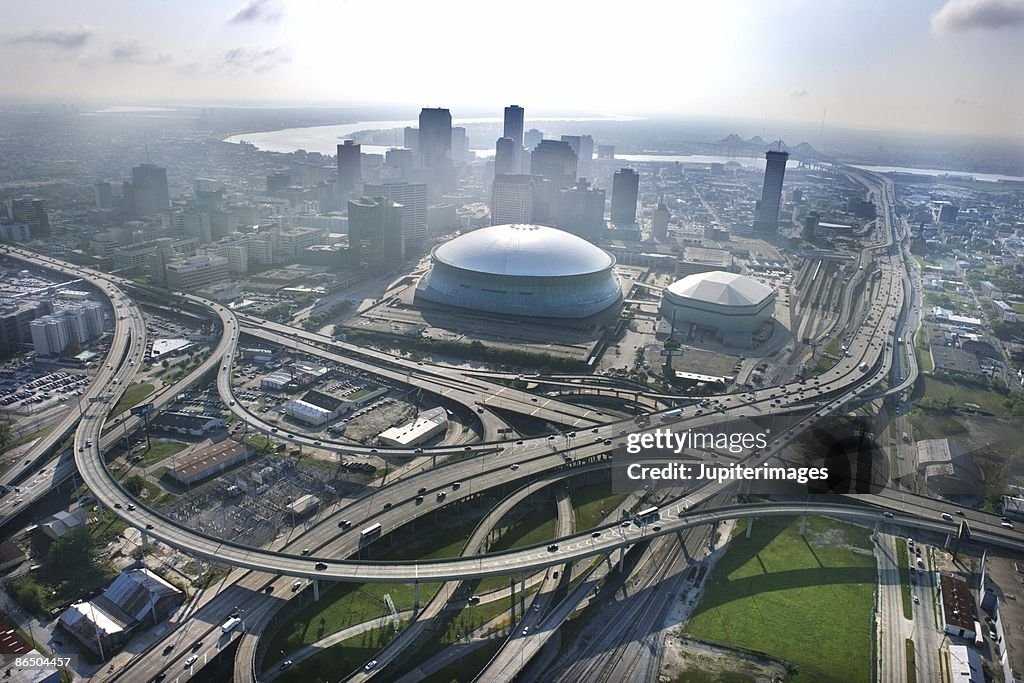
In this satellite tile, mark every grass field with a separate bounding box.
[110,383,155,416]
[905,639,917,683]
[135,439,186,467]
[895,539,913,619]
[426,638,503,682]
[476,501,556,593]
[276,624,399,683]
[571,479,627,531]
[919,375,1017,416]
[685,516,876,683]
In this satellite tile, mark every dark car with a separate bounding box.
[547,544,559,552]
[315,562,328,571]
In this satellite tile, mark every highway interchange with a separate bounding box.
[1,166,1022,682]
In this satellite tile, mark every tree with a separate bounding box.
[0,422,13,450]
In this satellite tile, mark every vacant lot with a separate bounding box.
[685,516,876,683]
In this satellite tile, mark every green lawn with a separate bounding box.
[110,383,155,416]
[477,502,556,593]
[0,425,54,455]
[276,624,399,683]
[895,539,913,619]
[905,639,916,683]
[571,480,628,531]
[425,638,503,682]
[919,375,1020,416]
[134,439,186,467]
[685,516,876,683]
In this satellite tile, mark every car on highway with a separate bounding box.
[1002,521,1014,529]
[184,655,198,667]
[280,660,293,670]
[162,644,175,655]
[591,531,601,538]
[510,464,519,470]
[301,548,311,555]
[941,513,953,521]
[882,512,894,519]
[192,640,203,651]
[522,627,530,635]
[337,520,351,529]
[315,562,328,570]
[547,544,559,552]
[913,596,919,605]
[364,660,378,671]
[418,487,428,494]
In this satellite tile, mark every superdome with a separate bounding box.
[433,224,614,277]
[661,271,776,348]
[417,224,621,319]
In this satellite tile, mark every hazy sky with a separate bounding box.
[2,0,1022,138]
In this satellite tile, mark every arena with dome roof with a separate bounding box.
[660,271,776,348]
[416,224,622,318]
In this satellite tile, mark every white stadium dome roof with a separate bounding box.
[665,271,774,307]
[434,224,614,278]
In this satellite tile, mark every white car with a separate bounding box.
[364,660,378,671]
[184,655,198,667]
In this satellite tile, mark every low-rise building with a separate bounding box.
[151,413,225,437]
[938,572,976,640]
[165,440,253,486]
[378,406,448,447]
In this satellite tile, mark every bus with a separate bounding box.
[635,506,660,527]
[221,616,242,634]
[359,523,382,546]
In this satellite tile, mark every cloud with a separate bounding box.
[109,42,171,65]
[931,0,1024,32]
[953,96,980,106]
[790,89,810,98]
[9,27,92,50]
[229,0,283,24]
[222,46,291,73]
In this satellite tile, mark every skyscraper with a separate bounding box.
[530,140,578,191]
[555,180,606,238]
[490,174,535,225]
[94,181,113,210]
[385,148,414,179]
[753,150,789,233]
[652,201,670,239]
[503,105,524,148]
[337,140,362,194]
[3,196,51,239]
[611,168,639,226]
[130,163,170,218]
[403,127,419,156]
[450,126,468,162]
[524,128,543,151]
[494,138,517,176]
[560,135,594,180]
[418,108,452,169]
[348,196,404,271]
[362,181,428,252]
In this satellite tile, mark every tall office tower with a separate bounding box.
[3,197,51,239]
[530,140,578,191]
[803,211,819,241]
[130,163,170,217]
[348,196,405,271]
[94,181,113,209]
[503,105,524,147]
[611,168,640,226]
[385,148,414,179]
[555,180,606,238]
[560,135,594,180]
[337,140,362,194]
[597,144,615,159]
[753,150,789,233]
[403,127,419,156]
[450,127,468,162]
[266,171,291,196]
[362,181,428,253]
[418,108,452,169]
[494,137,517,176]
[652,201,670,239]
[490,174,535,225]
[524,128,543,151]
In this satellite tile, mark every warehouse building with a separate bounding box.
[378,406,448,447]
[165,440,253,486]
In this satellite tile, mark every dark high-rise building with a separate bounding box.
[337,140,362,194]
[94,181,113,210]
[555,180,606,238]
[530,140,577,191]
[803,211,820,241]
[611,168,639,226]
[560,135,594,181]
[597,144,615,159]
[494,137,517,176]
[3,197,51,240]
[418,108,452,169]
[348,196,404,271]
[130,163,170,217]
[503,105,524,148]
[362,181,428,252]
[753,150,789,233]
[490,174,535,225]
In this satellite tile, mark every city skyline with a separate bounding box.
[0,0,1022,139]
